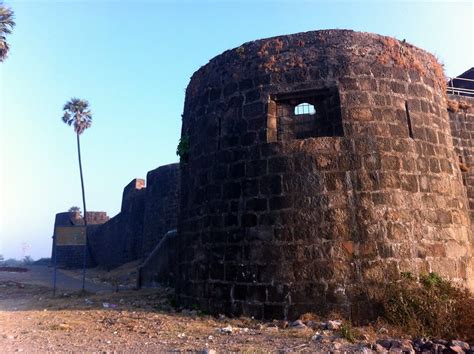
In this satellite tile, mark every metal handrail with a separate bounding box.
[447,76,474,96]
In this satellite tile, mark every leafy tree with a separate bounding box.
[68,206,81,214]
[0,1,15,62]
[62,98,92,290]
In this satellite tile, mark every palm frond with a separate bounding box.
[0,4,15,62]
[62,97,93,134]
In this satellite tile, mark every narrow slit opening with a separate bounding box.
[405,101,414,139]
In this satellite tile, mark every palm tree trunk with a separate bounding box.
[76,133,88,291]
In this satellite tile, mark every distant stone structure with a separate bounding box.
[52,163,180,270]
[52,211,109,268]
[87,178,147,269]
[51,29,473,322]
[176,29,473,321]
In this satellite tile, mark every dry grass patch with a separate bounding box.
[378,272,474,341]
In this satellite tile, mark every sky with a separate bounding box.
[0,0,473,260]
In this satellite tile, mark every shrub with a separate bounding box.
[379,272,474,340]
[339,321,357,343]
[176,135,190,163]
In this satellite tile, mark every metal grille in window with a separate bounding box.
[294,103,316,115]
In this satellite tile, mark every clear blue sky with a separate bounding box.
[0,0,473,260]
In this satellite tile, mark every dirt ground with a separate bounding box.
[0,265,386,352]
[0,265,439,353]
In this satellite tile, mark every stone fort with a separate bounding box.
[52,29,474,321]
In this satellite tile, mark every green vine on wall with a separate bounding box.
[176,135,190,163]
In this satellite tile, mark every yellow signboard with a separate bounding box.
[55,226,87,246]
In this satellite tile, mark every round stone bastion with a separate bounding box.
[176,29,473,321]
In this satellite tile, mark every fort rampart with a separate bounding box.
[52,163,180,270]
[176,29,473,320]
[51,30,473,322]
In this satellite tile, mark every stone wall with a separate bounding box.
[88,179,146,269]
[138,230,178,288]
[52,211,109,269]
[141,164,180,258]
[177,29,473,321]
[53,163,181,270]
[448,95,474,224]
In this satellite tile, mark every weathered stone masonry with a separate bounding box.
[52,211,109,268]
[88,178,147,269]
[138,164,181,287]
[51,29,473,322]
[176,29,473,321]
[141,164,181,258]
[52,163,180,270]
[449,95,474,224]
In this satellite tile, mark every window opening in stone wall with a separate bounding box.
[294,102,316,115]
[269,88,343,141]
[405,101,414,139]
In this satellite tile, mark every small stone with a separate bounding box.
[266,326,278,332]
[306,320,321,329]
[177,333,186,338]
[448,345,465,354]
[333,343,342,350]
[58,323,72,330]
[421,341,434,351]
[374,343,388,353]
[327,320,342,330]
[434,339,448,346]
[450,341,470,350]
[390,340,402,348]
[377,339,392,349]
[290,319,307,329]
[217,325,233,334]
[205,350,217,354]
[276,320,288,329]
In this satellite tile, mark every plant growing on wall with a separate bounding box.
[61,97,93,291]
[176,135,190,163]
[68,206,81,214]
[0,1,15,62]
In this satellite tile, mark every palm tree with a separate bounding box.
[62,98,92,291]
[0,2,15,62]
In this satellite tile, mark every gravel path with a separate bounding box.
[0,265,113,296]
